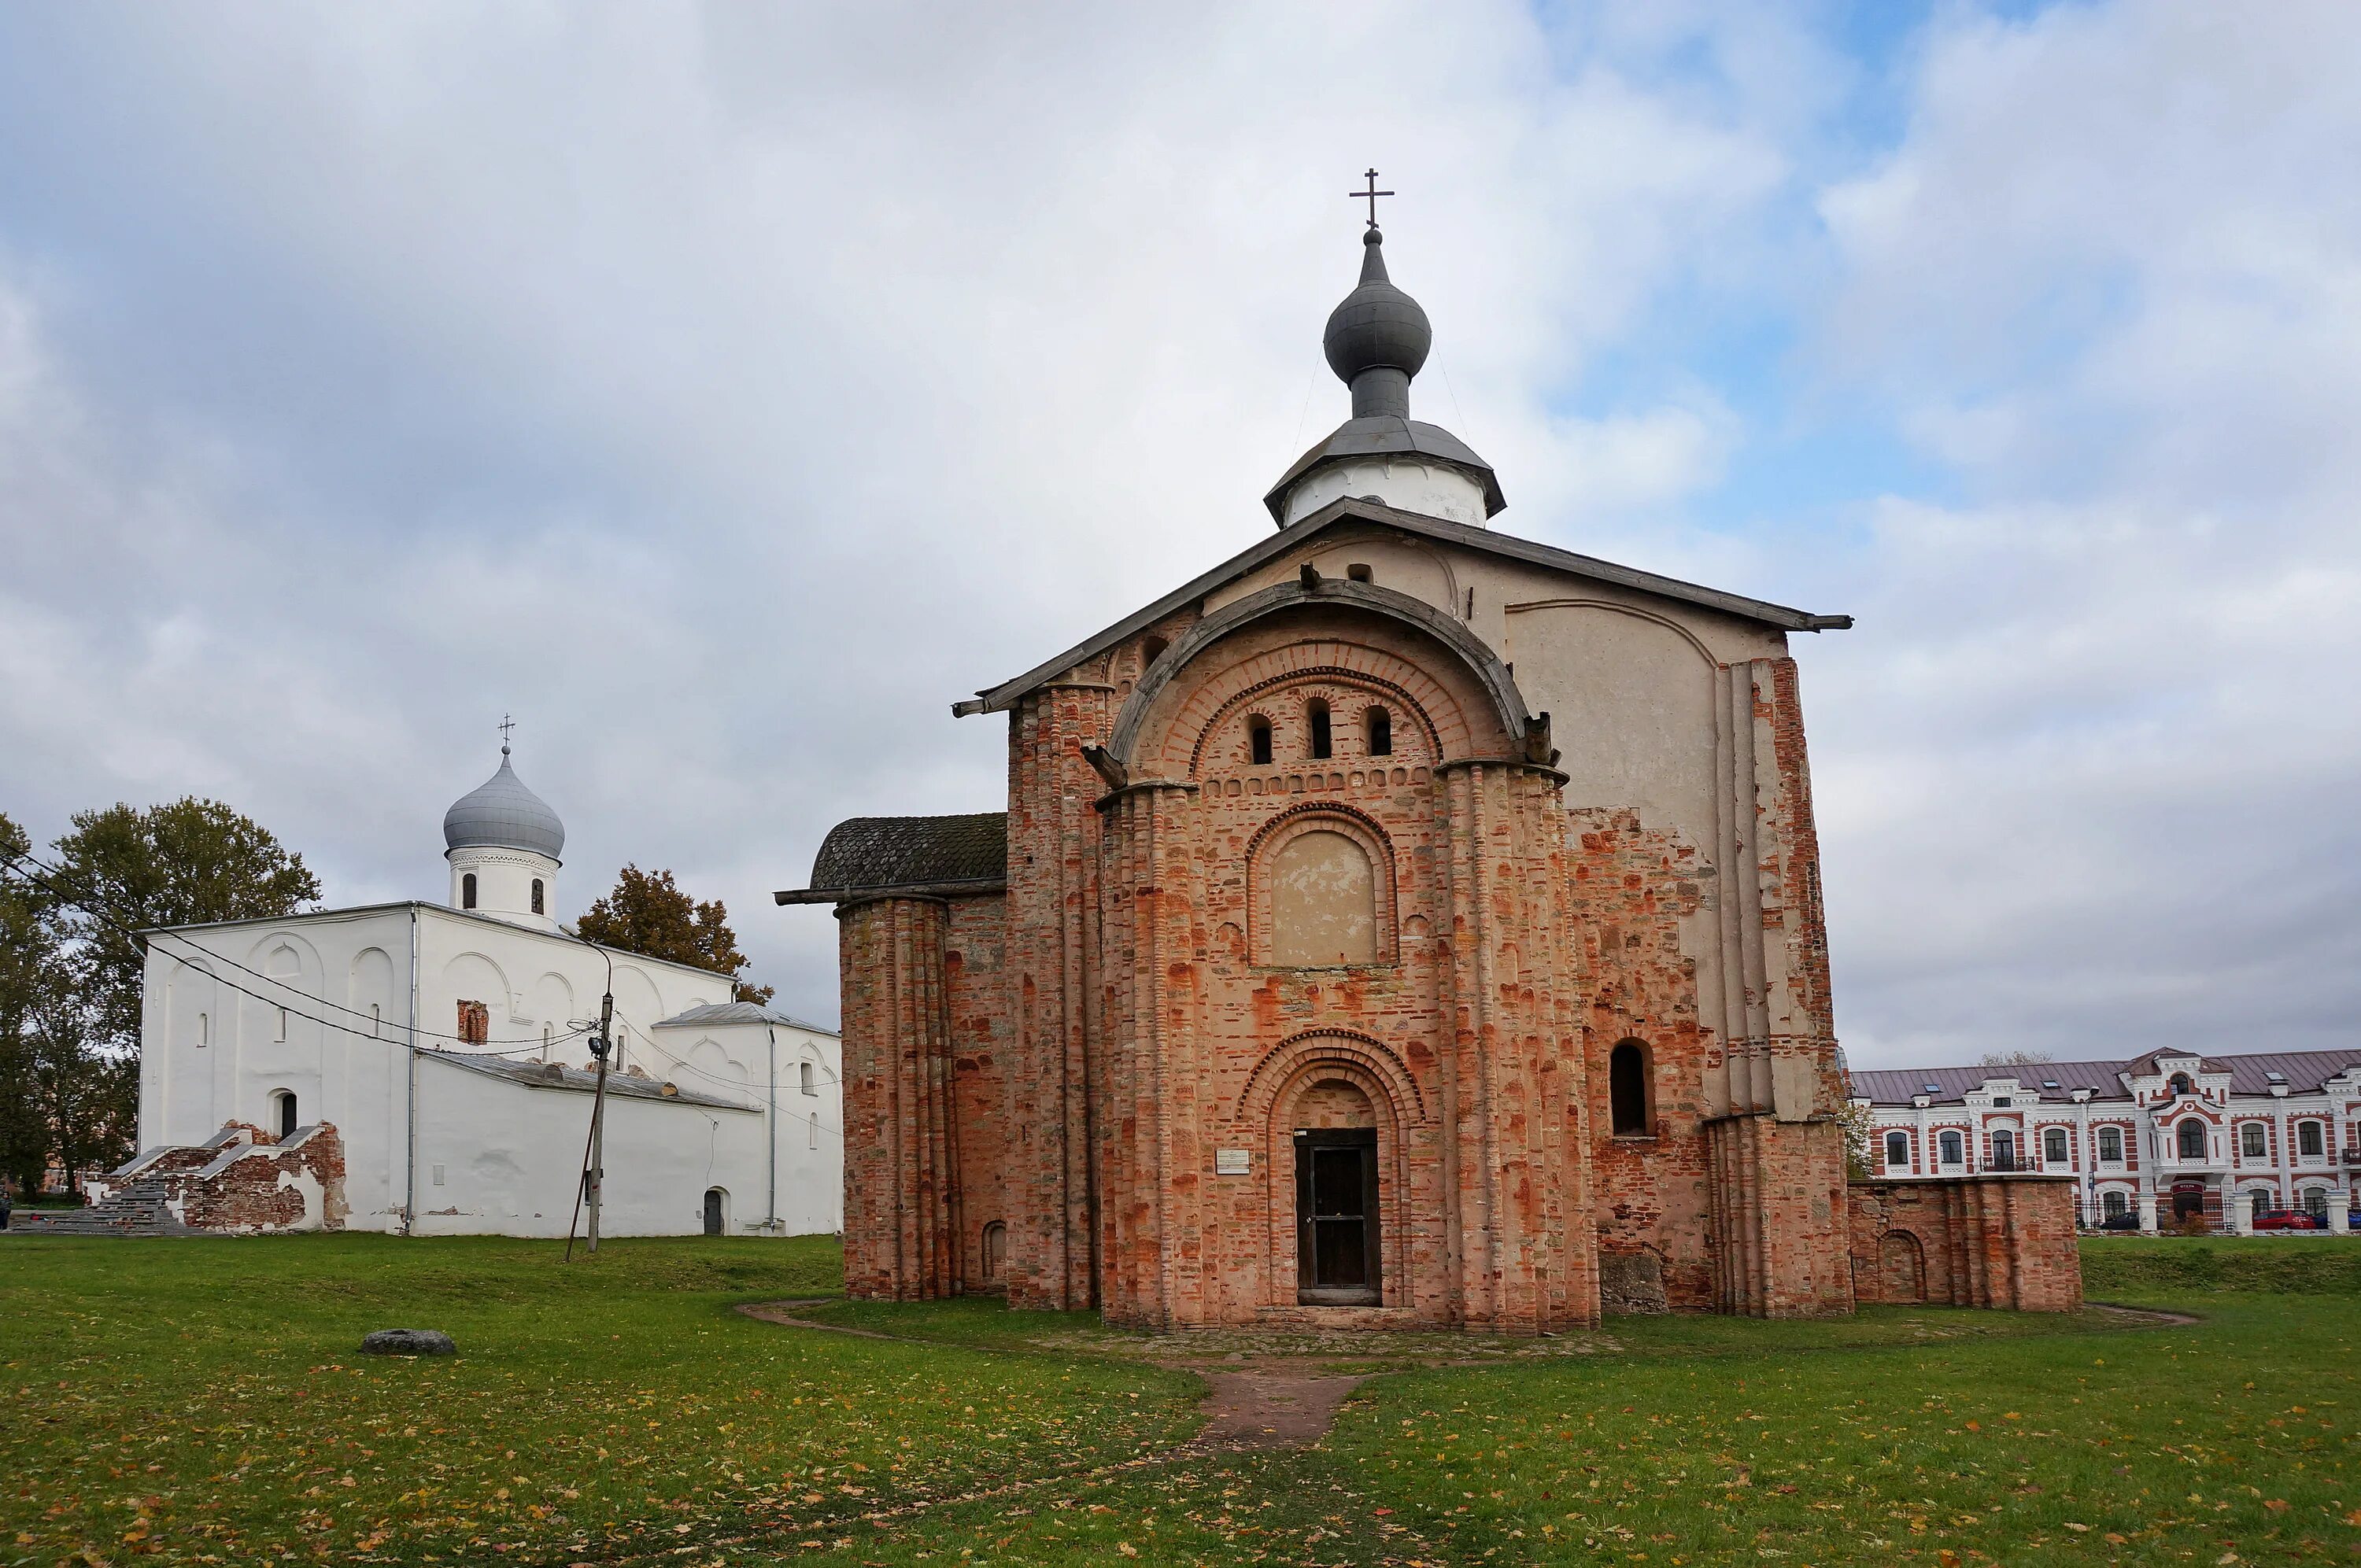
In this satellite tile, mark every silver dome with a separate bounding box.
[442,747,565,860]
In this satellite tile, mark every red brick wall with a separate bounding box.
[837,897,959,1301]
[166,1124,346,1233]
[1848,1177,2082,1312]
[945,895,1012,1291]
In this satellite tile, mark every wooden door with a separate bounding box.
[1295,1130,1380,1305]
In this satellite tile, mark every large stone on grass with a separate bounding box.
[360,1328,456,1356]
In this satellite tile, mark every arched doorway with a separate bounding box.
[1291,1079,1380,1306]
[2171,1180,2205,1224]
[703,1187,726,1237]
[1879,1232,1926,1304]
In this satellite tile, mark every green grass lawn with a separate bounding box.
[0,1234,1199,1566]
[2,1233,2353,1566]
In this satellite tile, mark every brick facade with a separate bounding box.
[800,516,2066,1330]
[1848,1176,2082,1312]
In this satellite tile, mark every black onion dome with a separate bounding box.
[1322,227,1432,385]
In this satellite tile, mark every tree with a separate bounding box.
[0,811,59,1194]
[47,799,321,1054]
[1978,1050,2054,1068]
[573,865,774,1004]
[1838,1097,1878,1181]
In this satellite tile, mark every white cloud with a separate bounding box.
[1805,0,2361,1065]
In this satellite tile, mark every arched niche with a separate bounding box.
[1248,807,1398,968]
[349,948,397,1039]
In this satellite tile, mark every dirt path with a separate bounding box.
[735,1301,1369,1452]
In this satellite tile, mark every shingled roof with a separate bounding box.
[1851,1046,2361,1106]
[774,813,1008,905]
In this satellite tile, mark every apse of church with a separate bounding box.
[781,210,1867,1328]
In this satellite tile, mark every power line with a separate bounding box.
[1,846,595,1053]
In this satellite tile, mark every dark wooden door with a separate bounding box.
[703,1189,724,1237]
[1295,1130,1380,1305]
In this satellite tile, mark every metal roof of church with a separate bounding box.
[951,495,1853,718]
[1851,1047,2361,1105]
[656,1001,837,1035]
[442,747,566,860]
[774,813,1008,905]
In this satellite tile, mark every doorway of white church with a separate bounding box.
[1295,1129,1380,1306]
[703,1188,726,1237]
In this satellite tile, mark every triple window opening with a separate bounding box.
[1248,703,1392,767]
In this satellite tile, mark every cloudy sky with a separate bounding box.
[1,2,2354,1068]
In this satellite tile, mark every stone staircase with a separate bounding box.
[8,1176,191,1238]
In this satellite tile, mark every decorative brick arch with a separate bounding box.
[1107,577,1537,774]
[1232,1028,1429,1131]
[1188,664,1442,775]
[1234,1029,1430,1311]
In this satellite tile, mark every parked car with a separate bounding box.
[2096,1211,2141,1232]
[2253,1208,2326,1232]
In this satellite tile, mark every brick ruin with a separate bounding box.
[87,1122,349,1235]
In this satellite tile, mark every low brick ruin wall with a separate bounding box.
[100,1123,349,1234]
[1848,1175,2082,1312]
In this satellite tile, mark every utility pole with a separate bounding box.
[586,989,613,1253]
[566,985,616,1262]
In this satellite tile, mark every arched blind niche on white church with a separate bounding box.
[1254,812,1395,968]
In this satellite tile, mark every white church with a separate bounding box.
[117,744,843,1238]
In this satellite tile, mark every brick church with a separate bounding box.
[781,211,2054,1330]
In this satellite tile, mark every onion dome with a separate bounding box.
[1323,227,1432,415]
[1265,221,1504,526]
[442,744,565,861]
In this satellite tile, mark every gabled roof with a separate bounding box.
[656,1001,837,1036]
[423,1049,755,1112]
[774,813,1009,905]
[1851,1047,2361,1106]
[951,496,1852,717]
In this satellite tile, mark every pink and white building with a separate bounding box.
[1850,1050,2360,1234]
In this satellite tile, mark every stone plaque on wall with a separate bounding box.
[1214,1148,1251,1176]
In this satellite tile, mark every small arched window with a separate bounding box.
[1365,707,1392,758]
[2251,1189,2268,1224]
[2044,1127,2069,1164]
[2298,1120,2325,1157]
[198,1012,209,1049]
[1608,1041,1649,1135]
[1141,635,1169,670]
[2102,1190,2128,1220]
[530,879,545,915]
[462,872,478,910]
[2304,1186,2329,1219]
[800,1061,817,1096]
[2177,1118,2207,1159]
[1884,1131,1909,1169]
[1345,563,1373,583]
[1307,699,1332,760]
[1248,716,1273,766]
[2168,1072,2193,1096]
[2097,1126,2124,1162]
[1938,1131,1964,1165]
[268,1089,298,1138]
